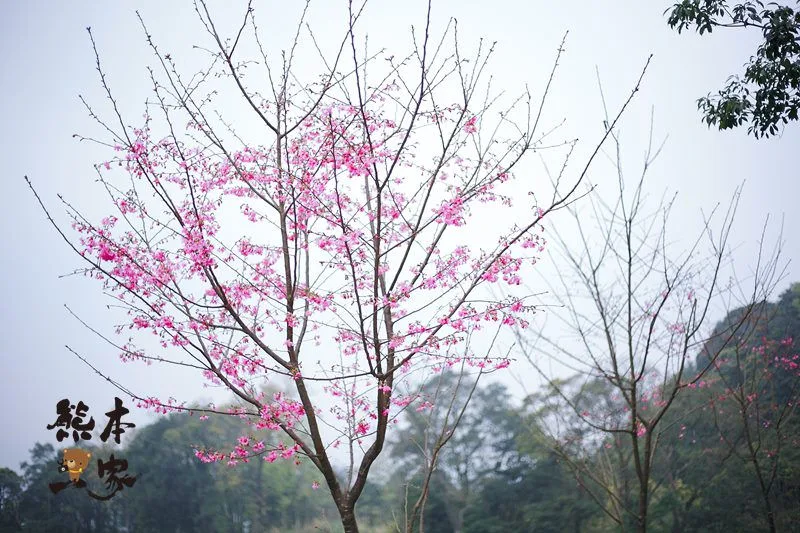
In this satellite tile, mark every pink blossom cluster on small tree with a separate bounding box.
[702,334,800,533]
[28,1,645,530]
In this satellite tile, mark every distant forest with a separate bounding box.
[1,283,799,533]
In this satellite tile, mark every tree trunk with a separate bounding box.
[753,461,777,533]
[340,505,359,533]
[759,491,777,533]
[743,415,777,533]
[637,473,649,533]
[637,503,648,533]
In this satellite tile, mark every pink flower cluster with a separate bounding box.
[70,87,546,472]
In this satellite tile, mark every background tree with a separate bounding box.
[15,443,118,533]
[0,468,22,533]
[467,386,604,533]
[119,406,334,532]
[666,0,800,137]
[11,409,342,533]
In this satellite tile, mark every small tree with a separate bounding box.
[520,107,784,532]
[390,369,518,533]
[27,2,649,530]
[640,287,800,532]
[703,326,800,532]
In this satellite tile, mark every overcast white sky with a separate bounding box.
[1,1,797,473]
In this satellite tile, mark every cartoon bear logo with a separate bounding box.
[60,448,92,484]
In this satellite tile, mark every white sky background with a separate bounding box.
[1,1,797,473]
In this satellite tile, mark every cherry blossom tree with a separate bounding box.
[27,1,647,530]
[702,329,800,533]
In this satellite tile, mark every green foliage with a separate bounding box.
[0,468,22,533]
[463,449,599,533]
[388,370,522,531]
[667,1,800,137]
[649,283,800,532]
[16,442,118,533]
[11,412,337,532]
[6,284,800,531]
[122,411,338,532]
